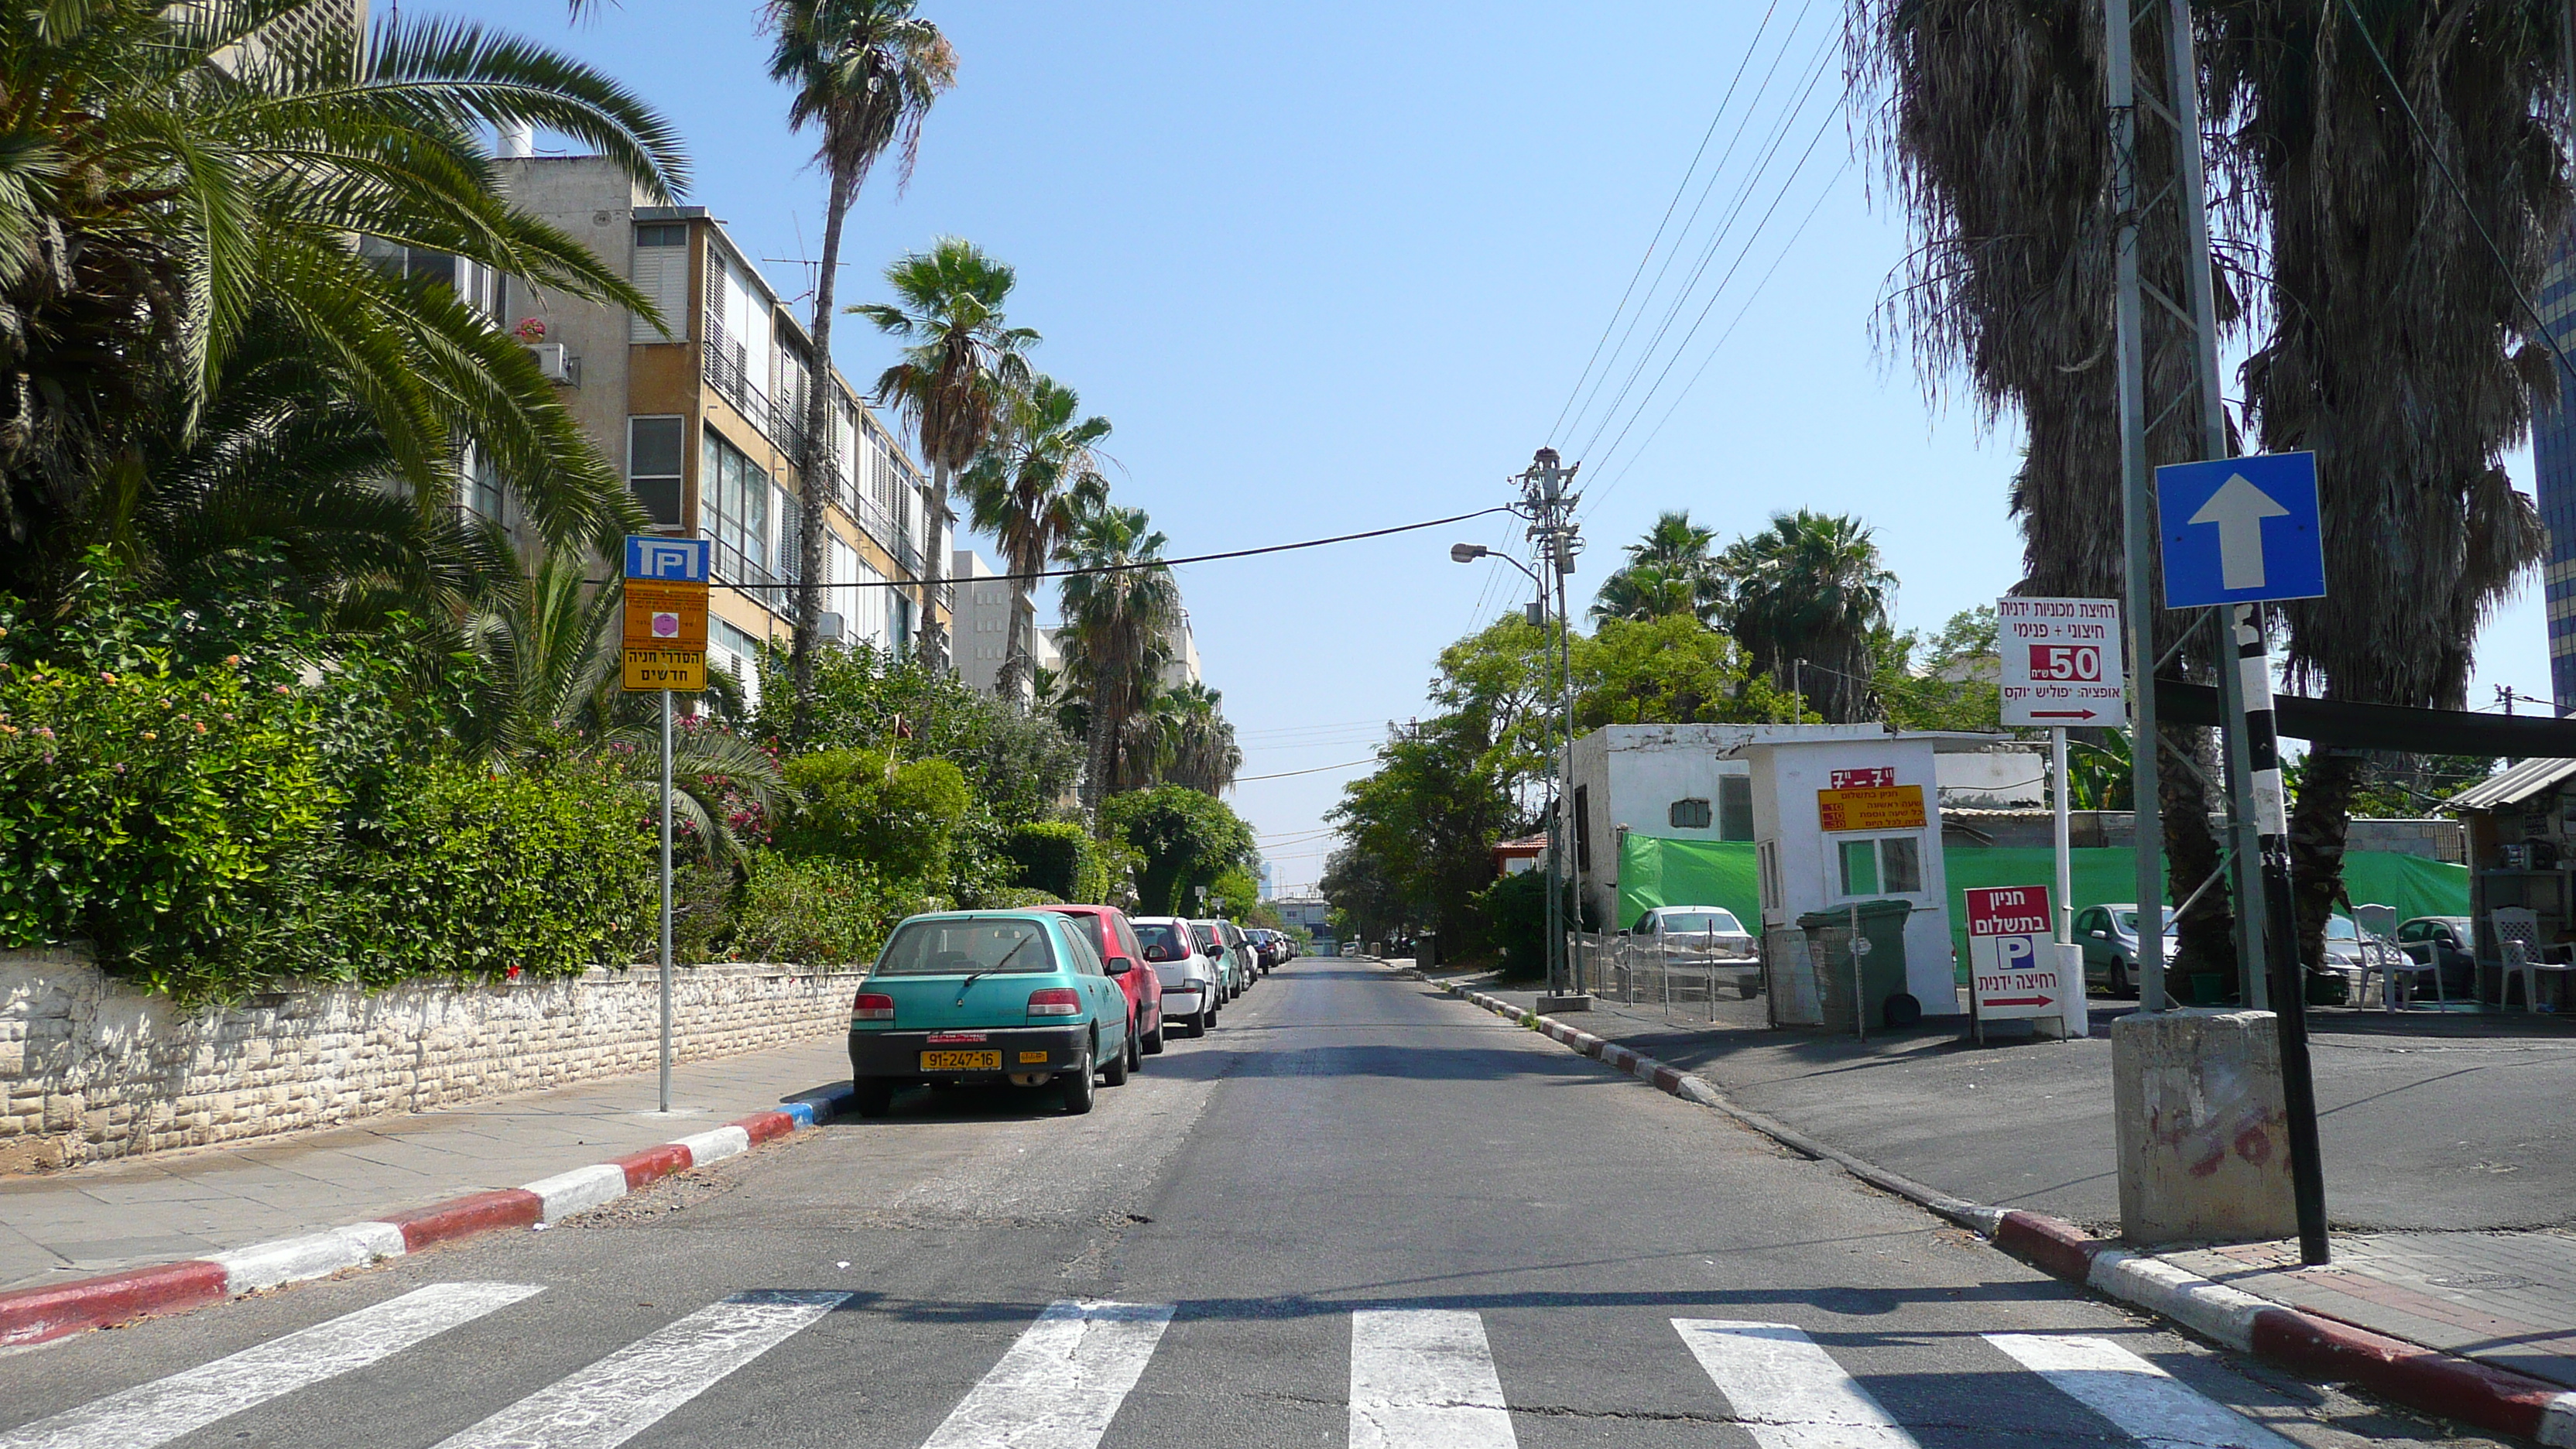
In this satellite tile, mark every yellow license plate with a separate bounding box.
[1019,1050,1051,1064]
[920,1050,1002,1070]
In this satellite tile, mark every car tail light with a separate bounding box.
[1026,988,1081,1017]
[851,991,895,1022]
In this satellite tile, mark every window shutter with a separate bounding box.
[630,226,688,344]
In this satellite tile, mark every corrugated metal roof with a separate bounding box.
[2447,756,2576,811]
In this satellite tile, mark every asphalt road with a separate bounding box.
[0,961,2499,1447]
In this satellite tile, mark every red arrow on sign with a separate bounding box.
[2026,710,2099,720]
[1983,995,2053,1007]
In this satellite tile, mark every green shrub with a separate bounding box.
[732,852,909,966]
[1000,820,1105,903]
[0,652,338,994]
[1475,868,1563,980]
[775,748,970,893]
[325,756,655,985]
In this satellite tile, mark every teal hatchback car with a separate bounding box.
[848,911,1137,1118]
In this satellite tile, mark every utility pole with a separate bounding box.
[1522,448,1588,1010]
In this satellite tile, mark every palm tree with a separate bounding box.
[1591,510,1725,625]
[764,0,954,742]
[853,238,1039,683]
[1157,680,1242,796]
[1057,503,1178,817]
[957,375,1109,699]
[0,1,690,604]
[2198,2,2566,967]
[1722,511,1894,723]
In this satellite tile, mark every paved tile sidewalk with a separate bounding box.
[0,1036,854,1293]
[1453,969,2576,1389]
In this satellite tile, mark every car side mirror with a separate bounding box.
[1203,943,1224,957]
[1106,957,1132,976]
[2088,930,2108,940]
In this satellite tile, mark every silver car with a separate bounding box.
[1133,916,1220,1036]
[2074,903,2178,996]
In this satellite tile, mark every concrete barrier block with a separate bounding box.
[2112,1009,2295,1245]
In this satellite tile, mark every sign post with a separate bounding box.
[1965,886,2084,1045]
[2157,451,2331,1266]
[622,538,710,1115]
[1998,597,2127,975]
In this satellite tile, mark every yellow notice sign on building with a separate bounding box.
[1817,783,1927,833]
[622,646,706,693]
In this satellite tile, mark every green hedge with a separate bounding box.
[1000,820,1105,903]
[0,646,655,998]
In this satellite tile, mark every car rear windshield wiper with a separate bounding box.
[952,936,1032,1005]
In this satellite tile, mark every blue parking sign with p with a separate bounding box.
[625,536,709,583]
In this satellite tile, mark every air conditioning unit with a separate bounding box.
[817,611,845,643]
[526,342,576,385]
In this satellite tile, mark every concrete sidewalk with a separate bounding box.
[1464,971,2576,1391]
[0,1035,853,1293]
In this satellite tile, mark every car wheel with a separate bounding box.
[853,1079,896,1118]
[2109,957,2132,998]
[1143,1013,1166,1054]
[1124,1019,1143,1074]
[1102,1026,1132,1087]
[1190,1007,1211,1036]
[1061,1043,1098,1114]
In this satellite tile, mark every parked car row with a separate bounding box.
[846,905,1303,1117]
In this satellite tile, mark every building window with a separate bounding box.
[464,449,504,523]
[775,486,800,588]
[1719,776,1755,841]
[711,615,764,706]
[1834,834,1923,898]
[628,416,683,526]
[631,223,687,344]
[701,429,771,584]
[1670,797,1713,830]
[1758,840,1782,915]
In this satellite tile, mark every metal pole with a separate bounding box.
[2163,0,2268,1007]
[659,687,673,1114]
[2053,727,2074,948]
[1539,573,1565,998]
[2107,0,2168,1011]
[1555,540,1583,996]
[2236,605,2328,1263]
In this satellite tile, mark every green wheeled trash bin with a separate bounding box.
[1797,899,1914,1034]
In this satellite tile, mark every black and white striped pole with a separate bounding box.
[2233,604,2329,1264]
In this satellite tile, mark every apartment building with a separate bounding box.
[492,153,945,701]
[952,550,1041,699]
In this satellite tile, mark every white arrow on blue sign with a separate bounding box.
[625,536,710,583]
[2156,451,2325,608]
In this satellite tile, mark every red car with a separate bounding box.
[1041,905,1167,1062]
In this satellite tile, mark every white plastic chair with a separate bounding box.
[2492,908,2550,1009]
[2350,904,2441,1010]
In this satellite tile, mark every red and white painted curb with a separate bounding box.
[1420,971,2576,1446]
[0,1089,849,1351]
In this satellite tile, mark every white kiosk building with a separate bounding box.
[1743,731,1960,1019]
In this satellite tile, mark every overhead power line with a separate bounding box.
[611,505,1512,595]
[1234,757,1380,782]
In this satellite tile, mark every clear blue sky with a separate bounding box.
[446,0,2550,893]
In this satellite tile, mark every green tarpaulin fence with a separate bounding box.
[1613,832,2468,972]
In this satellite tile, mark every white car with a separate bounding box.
[1632,906,1759,961]
[1132,916,1221,1035]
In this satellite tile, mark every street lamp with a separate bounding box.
[1452,542,1574,999]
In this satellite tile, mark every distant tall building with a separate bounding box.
[2540,248,2576,713]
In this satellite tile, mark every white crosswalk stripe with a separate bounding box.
[1984,1334,2297,1449]
[428,1290,848,1449]
[917,1299,1175,1449]
[0,1282,543,1449]
[1673,1318,1922,1449]
[1348,1307,1518,1448]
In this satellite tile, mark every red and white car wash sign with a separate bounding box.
[1965,886,2084,1036]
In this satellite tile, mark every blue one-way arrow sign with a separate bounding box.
[2156,451,2325,608]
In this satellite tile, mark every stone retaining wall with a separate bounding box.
[0,950,864,1171]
